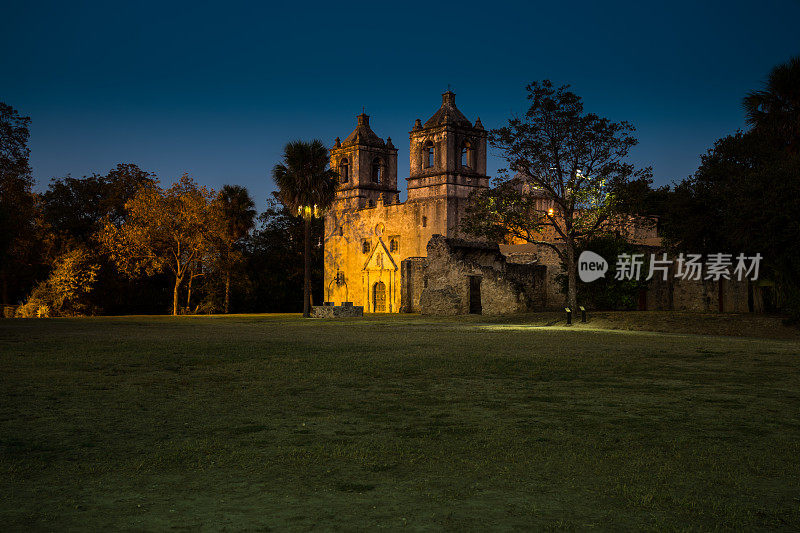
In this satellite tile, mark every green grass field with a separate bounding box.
[1,313,799,530]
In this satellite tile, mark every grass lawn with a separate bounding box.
[1,313,799,530]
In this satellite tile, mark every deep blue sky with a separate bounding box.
[3,0,799,211]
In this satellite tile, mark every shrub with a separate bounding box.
[17,247,100,317]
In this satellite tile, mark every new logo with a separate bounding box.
[578,251,608,283]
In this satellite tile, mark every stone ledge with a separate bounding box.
[312,305,364,318]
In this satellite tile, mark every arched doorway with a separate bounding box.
[373,281,386,312]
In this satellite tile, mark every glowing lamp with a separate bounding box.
[297,204,321,219]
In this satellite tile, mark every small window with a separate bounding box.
[339,158,349,183]
[424,141,434,169]
[362,240,370,254]
[461,141,472,169]
[338,226,344,237]
[422,216,427,228]
[371,158,382,183]
[389,238,399,253]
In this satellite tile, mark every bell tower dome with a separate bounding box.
[330,113,399,209]
[407,91,489,201]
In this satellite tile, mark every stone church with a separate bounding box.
[323,91,502,313]
[323,92,750,315]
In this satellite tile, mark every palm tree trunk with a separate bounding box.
[303,216,311,318]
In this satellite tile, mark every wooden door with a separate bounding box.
[373,281,386,313]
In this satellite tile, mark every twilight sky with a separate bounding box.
[2,0,799,211]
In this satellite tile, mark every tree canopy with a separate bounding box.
[99,174,220,316]
[743,56,800,152]
[464,81,650,308]
[0,103,36,306]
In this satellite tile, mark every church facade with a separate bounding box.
[323,92,490,313]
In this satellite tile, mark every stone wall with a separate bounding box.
[652,276,749,312]
[418,235,545,315]
[499,243,566,310]
[498,243,752,313]
[324,195,453,313]
[400,257,426,313]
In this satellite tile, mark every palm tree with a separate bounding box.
[743,56,800,152]
[272,140,338,317]
[217,185,256,313]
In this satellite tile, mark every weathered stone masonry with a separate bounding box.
[410,236,546,315]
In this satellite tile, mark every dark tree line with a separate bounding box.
[0,104,324,316]
[463,57,799,317]
[2,56,797,317]
[617,56,800,318]
[0,103,37,306]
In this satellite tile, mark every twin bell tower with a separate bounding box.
[329,91,488,210]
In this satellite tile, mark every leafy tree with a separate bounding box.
[41,164,156,246]
[41,173,108,245]
[39,164,159,314]
[0,103,36,307]
[17,246,100,317]
[99,174,218,315]
[664,131,800,317]
[743,56,800,152]
[655,56,800,321]
[104,164,158,224]
[464,81,649,309]
[271,140,338,317]
[215,185,256,313]
[558,234,650,310]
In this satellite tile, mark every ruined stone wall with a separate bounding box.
[637,261,750,312]
[661,277,749,312]
[722,279,749,312]
[400,257,426,313]
[418,236,545,315]
[506,263,548,309]
[312,304,364,318]
[671,278,716,311]
[536,245,566,310]
[499,243,566,310]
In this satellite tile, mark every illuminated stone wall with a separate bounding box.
[324,196,449,312]
[416,236,546,315]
